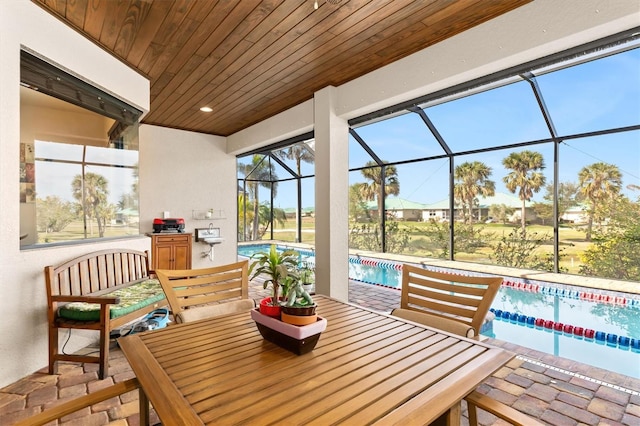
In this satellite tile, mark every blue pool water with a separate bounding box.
[240,244,640,379]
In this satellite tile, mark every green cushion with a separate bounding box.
[57,279,165,321]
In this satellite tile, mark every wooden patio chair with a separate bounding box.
[465,389,545,425]
[156,260,255,323]
[13,378,148,426]
[391,263,502,338]
[392,264,543,425]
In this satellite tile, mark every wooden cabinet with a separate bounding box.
[150,233,192,271]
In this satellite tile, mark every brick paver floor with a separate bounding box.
[2,280,639,425]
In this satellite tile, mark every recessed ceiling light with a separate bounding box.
[200,106,213,112]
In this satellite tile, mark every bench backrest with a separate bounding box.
[156,260,250,322]
[45,249,151,304]
[401,264,502,337]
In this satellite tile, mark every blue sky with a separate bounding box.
[34,141,138,205]
[341,46,640,208]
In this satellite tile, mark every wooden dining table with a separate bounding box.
[118,295,514,426]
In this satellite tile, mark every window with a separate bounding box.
[346,35,639,281]
[237,135,315,243]
[20,51,141,247]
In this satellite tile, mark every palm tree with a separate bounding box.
[349,183,369,222]
[71,172,110,237]
[359,161,400,222]
[237,192,254,241]
[239,155,278,240]
[578,162,622,241]
[257,205,287,238]
[454,161,495,223]
[274,141,314,238]
[502,150,546,230]
[274,141,314,175]
[543,181,579,221]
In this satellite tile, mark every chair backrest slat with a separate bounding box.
[401,264,502,336]
[156,260,250,318]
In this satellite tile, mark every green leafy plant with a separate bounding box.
[248,244,300,306]
[283,278,314,307]
[298,260,315,285]
[490,227,565,272]
[348,220,410,252]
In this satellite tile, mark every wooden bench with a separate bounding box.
[45,249,166,379]
[156,260,255,323]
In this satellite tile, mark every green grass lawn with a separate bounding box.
[44,216,590,275]
[36,220,140,243]
[273,218,591,274]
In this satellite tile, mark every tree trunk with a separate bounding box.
[586,201,595,241]
[252,185,260,240]
[521,199,526,231]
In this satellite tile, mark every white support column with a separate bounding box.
[313,86,349,301]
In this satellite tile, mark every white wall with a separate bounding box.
[227,99,314,155]
[0,1,149,387]
[139,125,238,268]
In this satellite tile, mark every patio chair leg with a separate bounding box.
[48,325,58,375]
[98,314,110,379]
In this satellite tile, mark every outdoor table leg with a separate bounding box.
[429,401,461,426]
[139,387,149,425]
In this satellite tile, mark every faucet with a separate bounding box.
[209,222,214,232]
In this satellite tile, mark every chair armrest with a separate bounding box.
[465,390,545,426]
[13,378,141,426]
[391,308,475,338]
[51,295,120,305]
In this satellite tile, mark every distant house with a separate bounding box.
[283,207,315,218]
[422,192,535,223]
[114,208,139,225]
[560,204,589,224]
[420,198,451,222]
[365,197,427,221]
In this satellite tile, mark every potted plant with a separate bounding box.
[248,244,300,317]
[248,245,327,355]
[298,261,315,294]
[281,276,317,325]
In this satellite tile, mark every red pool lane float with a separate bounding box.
[543,320,554,329]
[614,296,626,305]
[584,329,596,339]
[553,322,564,332]
[573,327,584,336]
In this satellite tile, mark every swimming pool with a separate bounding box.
[239,243,640,379]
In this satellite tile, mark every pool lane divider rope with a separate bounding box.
[348,256,640,351]
[348,256,640,308]
[490,307,640,352]
[248,249,640,346]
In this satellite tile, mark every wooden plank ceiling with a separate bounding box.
[33,0,530,137]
